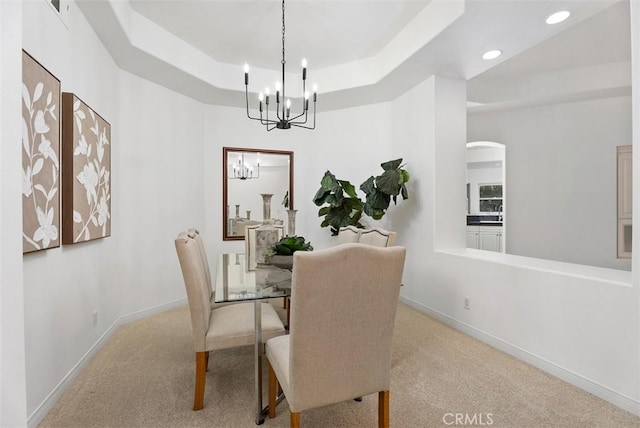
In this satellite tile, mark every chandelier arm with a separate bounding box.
[245,86,263,121]
[289,109,307,122]
[292,104,316,129]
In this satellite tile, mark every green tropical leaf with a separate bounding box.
[400,169,410,184]
[320,170,339,191]
[339,180,358,198]
[376,170,401,195]
[359,176,376,195]
[401,183,409,200]
[318,206,330,216]
[312,188,331,206]
[380,158,402,171]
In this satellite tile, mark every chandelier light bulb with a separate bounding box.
[265,87,271,96]
[301,58,307,68]
[304,91,309,100]
[286,99,291,108]
[275,81,281,91]
[258,92,264,102]
[312,84,318,93]
[243,63,249,73]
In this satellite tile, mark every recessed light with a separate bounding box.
[482,50,502,60]
[546,11,570,24]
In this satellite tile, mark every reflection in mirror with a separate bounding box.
[466,1,631,270]
[223,147,293,241]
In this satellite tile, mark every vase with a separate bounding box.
[246,210,251,220]
[261,193,273,222]
[287,209,298,236]
[268,254,294,270]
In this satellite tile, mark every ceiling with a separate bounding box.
[128,0,433,71]
[76,0,630,111]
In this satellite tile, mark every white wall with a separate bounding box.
[393,76,639,412]
[20,1,204,421]
[469,96,632,271]
[1,0,27,426]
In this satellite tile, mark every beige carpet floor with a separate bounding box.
[39,303,640,428]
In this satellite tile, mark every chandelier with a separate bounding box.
[229,153,259,180]
[243,0,317,131]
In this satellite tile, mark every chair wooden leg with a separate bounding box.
[204,351,210,372]
[286,298,291,329]
[283,296,288,309]
[290,412,300,428]
[268,361,278,419]
[378,391,389,428]
[193,352,207,410]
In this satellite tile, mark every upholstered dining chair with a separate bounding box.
[336,225,397,247]
[266,243,406,427]
[174,231,286,410]
[358,227,396,247]
[335,225,360,244]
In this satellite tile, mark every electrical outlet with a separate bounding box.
[92,311,98,327]
[464,298,471,310]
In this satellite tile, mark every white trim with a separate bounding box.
[399,296,640,417]
[26,298,187,428]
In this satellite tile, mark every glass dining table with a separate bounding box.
[214,253,291,425]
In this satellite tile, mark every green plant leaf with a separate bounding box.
[380,158,402,171]
[401,183,409,200]
[400,169,410,184]
[376,170,401,196]
[360,176,376,196]
[339,180,358,198]
[312,188,331,206]
[320,170,339,191]
[318,206,330,216]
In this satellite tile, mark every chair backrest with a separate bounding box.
[337,225,396,247]
[288,243,406,411]
[358,227,396,247]
[175,232,210,352]
[336,225,360,244]
[187,228,212,299]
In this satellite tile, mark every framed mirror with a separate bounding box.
[223,147,294,241]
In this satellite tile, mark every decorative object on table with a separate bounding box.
[246,210,251,220]
[313,158,410,235]
[22,51,61,253]
[243,0,317,131]
[245,223,284,271]
[286,209,298,236]
[266,235,313,270]
[245,193,283,270]
[261,193,273,220]
[61,93,111,244]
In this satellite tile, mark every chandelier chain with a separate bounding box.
[281,0,286,65]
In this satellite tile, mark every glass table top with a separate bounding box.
[214,253,292,303]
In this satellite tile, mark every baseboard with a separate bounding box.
[399,296,640,417]
[27,298,187,428]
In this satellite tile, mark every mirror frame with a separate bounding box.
[222,147,294,241]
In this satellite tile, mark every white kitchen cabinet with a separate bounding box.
[466,227,479,249]
[617,145,632,258]
[466,226,503,252]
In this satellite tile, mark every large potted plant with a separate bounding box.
[267,235,313,269]
[312,158,410,235]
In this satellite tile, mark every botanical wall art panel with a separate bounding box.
[62,93,111,244]
[22,50,61,253]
